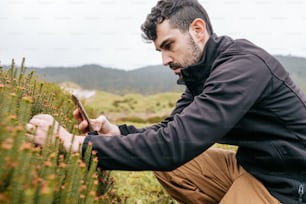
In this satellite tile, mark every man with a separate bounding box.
[28,0,306,203]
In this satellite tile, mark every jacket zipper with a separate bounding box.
[298,183,304,203]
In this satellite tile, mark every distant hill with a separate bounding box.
[20,55,306,94]
[274,55,306,87]
[26,65,183,94]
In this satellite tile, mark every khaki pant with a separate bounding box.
[154,148,281,204]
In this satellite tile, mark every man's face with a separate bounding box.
[154,20,203,78]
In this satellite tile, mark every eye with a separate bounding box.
[164,42,173,50]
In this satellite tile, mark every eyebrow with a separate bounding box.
[156,38,172,51]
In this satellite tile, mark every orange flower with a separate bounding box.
[44,161,53,167]
[22,95,32,103]
[19,142,32,151]
[1,138,14,150]
[9,114,17,120]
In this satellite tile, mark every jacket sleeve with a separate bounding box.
[82,54,272,171]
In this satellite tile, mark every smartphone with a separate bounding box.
[71,94,94,132]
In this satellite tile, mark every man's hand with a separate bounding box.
[27,114,84,152]
[73,109,120,136]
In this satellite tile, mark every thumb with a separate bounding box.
[79,120,89,134]
[92,115,112,134]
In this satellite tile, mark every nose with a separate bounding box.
[161,52,173,66]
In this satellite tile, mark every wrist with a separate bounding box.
[63,135,85,152]
[72,136,85,152]
[111,124,121,135]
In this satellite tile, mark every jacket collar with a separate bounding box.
[178,34,233,87]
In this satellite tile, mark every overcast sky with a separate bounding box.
[1,0,305,70]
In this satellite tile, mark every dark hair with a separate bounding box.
[141,0,213,42]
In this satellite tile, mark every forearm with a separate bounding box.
[58,134,85,153]
[70,135,86,152]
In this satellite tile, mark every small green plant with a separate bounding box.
[0,59,115,203]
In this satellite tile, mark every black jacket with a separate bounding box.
[83,34,306,203]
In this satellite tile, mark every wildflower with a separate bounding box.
[19,142,32,151]
[1,138,14,150]
[44,161,53,167]
[9,114,18,120]
[22,95,32,103]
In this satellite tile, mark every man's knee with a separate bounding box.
[152,148,239,203]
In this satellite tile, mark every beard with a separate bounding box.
[170,34,202,69]
[185,34,202,67]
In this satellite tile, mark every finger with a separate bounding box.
[91,118,102,131]
[93,115,114,134]
[29,118,50,129]
[26,123,35,131]
[73,108,83,122]
[32,114,54,121]
[31,114,58,125]
[26,133,34,141]
[79,120,89,134]
[26,132,44,145]
[97,115,111,131]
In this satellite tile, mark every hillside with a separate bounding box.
[21,55,306,94]
[275,55,306,88]
[27,65,183,95]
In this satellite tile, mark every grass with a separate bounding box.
[111,171,176,204]
[86,90,181,120]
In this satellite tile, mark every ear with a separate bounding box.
[189,18,207,40]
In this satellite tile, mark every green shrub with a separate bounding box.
[0,59,114,203]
